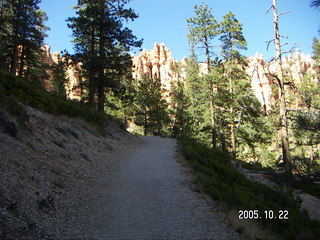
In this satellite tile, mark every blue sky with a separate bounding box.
[39,0,319,61]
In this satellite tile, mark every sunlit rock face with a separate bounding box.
[246,52,317,111]
[246,53,274,112]
[132,44,318,111]
[132,43,182,100]
[43,43,317,109]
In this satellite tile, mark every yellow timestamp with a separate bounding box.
[238,210,288,220]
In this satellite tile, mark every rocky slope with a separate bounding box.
[0,106,138,239]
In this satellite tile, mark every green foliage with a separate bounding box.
[312,37,320,62]
[179,136,320,239]
[134,76,170,135]
[0,71,105,127]
[299,183,320,198]
[220,11,247,60]
[186,3,219,61]
[0,0,49,78]
[49,52,69,98]
[67,0,142,111]
[0,95,29,124]
[290,41,320,178]
[170,79,193,137]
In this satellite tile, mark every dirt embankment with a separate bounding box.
[0,107,139,239]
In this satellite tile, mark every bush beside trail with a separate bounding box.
[178,136,320,240]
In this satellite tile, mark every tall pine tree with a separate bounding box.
[68,0,142,112]
[186,3,220,148]
[0,0,48,78]
[220,11,248,159]
[134,76,170,136]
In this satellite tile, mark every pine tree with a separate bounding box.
[171,79,192,137]
[49,52,69,98]
[0,0,11,71]
[68,0,142,112]
[186,3,220,148]
[134,76,170,136]
[312,37,320,63]
[219,11,248,159]
[293,37,320,164]
[311,0,320,9]
[0,0,48,78]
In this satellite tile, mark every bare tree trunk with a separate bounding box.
[97,5,106,113]
[19,45,25,77]
[272,0,292,174]
[88,28,96,106]
[209,96,217,148]
[10,44,19,76]
[205,37,217,148]
[144,108,147,135]
[228,66,237,159]
[97,85,105,112]
[310,137,314,163]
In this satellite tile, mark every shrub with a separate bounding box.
[0,71,105,127]
[178,135,320,239]
[0,95,29,124]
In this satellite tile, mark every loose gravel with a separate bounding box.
[1,107,244,239]
[82,136,243,240]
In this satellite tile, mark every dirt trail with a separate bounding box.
[81,136,242,239]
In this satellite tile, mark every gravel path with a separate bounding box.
[85,136,242,240]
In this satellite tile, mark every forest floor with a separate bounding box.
[0,107,244,239]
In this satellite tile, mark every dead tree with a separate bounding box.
[270,0,292,175]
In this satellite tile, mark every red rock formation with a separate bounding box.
[246,52,318,111]
[132,43,180,98]
[42,43,318,109]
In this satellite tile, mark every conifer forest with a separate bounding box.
[1,0,320,239]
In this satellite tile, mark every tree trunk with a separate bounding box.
[209,95,217,148]
[19,45,25,77]
[228,65,237,159]
[205,37,217,148]
[144,108,147,135]
[10,44,19,76]
[97,3,106,113]
[230,117,237,159]
[88,28,96,105]
[272,0,292,174]
[97,85,105,112]
[309,137,314,163]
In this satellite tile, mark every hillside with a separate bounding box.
[0,105,138,238]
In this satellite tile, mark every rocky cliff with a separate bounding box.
[131,43,186,100]
[43,43,318,110]
[247,52,317,111]
[132,43,318,111]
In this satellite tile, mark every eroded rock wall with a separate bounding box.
[43,43,318,110]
